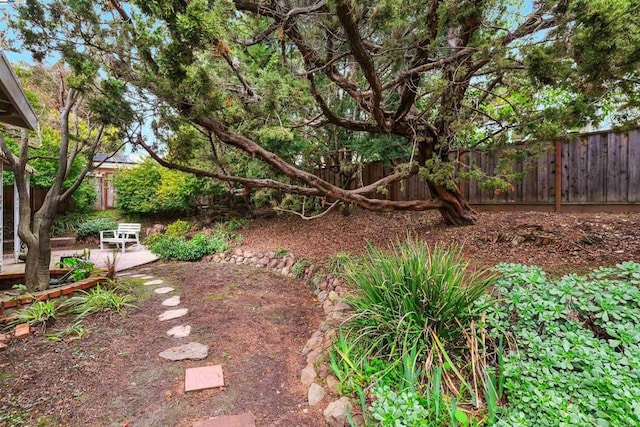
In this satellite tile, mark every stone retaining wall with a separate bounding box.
[205,248,358,426]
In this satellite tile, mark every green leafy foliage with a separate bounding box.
[75,218,118,241]
[150,233,228,261]
[45,321,88,342]
[369,385,430,426]
[56,257,95,282]
[484,262,640,426]
[165,219,191,237]
[70,181,98,213]
[291,260,307,277]
[50,212,91,236]
[60,284,136,319]
[11,300,57,328]
[112,159,217,216]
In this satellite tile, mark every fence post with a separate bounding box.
[555,141,562,212]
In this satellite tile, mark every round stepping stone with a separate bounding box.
[129,274,145,278]
[144,279,164,286]
[159,342,208,361]
[167,325,191,338]
[141,275,154,279]
[159,308,188,321]
[154,287,175,294]
[162,295,180,307]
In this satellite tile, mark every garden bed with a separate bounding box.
[0,275,106,314]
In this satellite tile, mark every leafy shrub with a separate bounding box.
[144,231,164,247]
[113,159,215,215]
[166,219,191,237]
[345,240,495,357]
[151,233,228,261]
[60,284,136,318]
[484,262,640,426]
[50,212,90,236]
[76,218,118,241]
[70,181,98,213]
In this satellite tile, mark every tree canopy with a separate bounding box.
[8,0,640,224]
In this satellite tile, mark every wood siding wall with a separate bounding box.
[317,128,640,206]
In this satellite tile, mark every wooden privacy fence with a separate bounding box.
[316,128,640,212]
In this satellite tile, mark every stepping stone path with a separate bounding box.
[162,295,180,306]
[193,413,255,427]
[159,342,209,361]
[134,269,239,423]
[185,365,224,391]
[158,308,188,321]
[167,325,191,338]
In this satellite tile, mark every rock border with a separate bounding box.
[205,248,357,426]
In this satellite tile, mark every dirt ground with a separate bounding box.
[2,209,640,426]
[240,209,640,273]
[0,262,323,427]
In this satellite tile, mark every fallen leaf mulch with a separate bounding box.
[239,209,640,274]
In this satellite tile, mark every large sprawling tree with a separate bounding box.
[10,0,640,225]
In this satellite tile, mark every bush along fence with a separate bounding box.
[204,248,357,426]
[318,128,640,212]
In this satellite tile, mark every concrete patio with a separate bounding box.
[1,246,159,275]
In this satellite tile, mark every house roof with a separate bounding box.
[0,52,38,130]
[93,153,137,165]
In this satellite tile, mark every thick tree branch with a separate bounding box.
[335,1,386,130]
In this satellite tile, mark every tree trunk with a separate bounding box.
[22,213,55,291]
[427,181,477,226]
[37,218,54,289]
[23,243,41,290]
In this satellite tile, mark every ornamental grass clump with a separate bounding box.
[60,284,136,318]
[344,239,496,358]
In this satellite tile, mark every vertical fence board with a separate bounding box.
[607,132,621,201]
[562,142,571,202]
[587,134,606,202]
[577,139,589,202]
[537,153,549,202]
[620,133,629,202]
[629,129,640,201]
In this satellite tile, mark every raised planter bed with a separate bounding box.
[0,275,106,313]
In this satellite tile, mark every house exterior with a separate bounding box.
[91,153,138,210]
[0,51,38,270]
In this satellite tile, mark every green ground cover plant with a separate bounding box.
[150,233,228,261]
[149,219,242,261]
[484,262,640,426]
